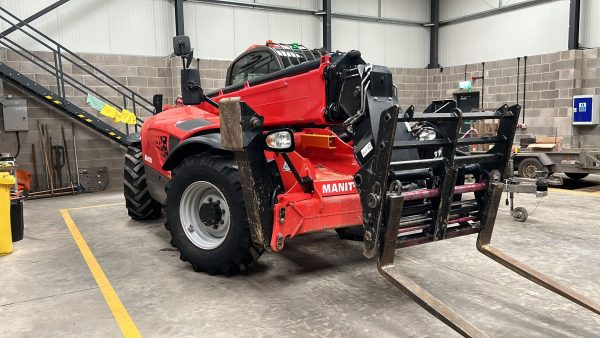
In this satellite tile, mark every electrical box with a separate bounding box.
[573,95,599,125]
[1,100,29,131]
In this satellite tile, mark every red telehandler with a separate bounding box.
[124,36,599,336]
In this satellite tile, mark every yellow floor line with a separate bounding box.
[549,188,600,197]
[66,202,125,211]
[59,209,141,338]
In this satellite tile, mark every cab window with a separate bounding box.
[229,51,281,86]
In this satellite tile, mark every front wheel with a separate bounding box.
[166,154,263,275]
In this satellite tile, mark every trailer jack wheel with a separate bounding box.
[511,206,528,222]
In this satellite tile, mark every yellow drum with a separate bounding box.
[0,172,16,255]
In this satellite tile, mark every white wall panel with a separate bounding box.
[384,24,429,67]
[301,15,321,48]
[106,0,156,55]
[332,0,359,14]
[440,0,497,21]
[56,0,111,54]
[0,0,174,56]
[152,0,176,56]
[332,18,428,68]
[358,21,385,65]
[0,0,426,63]
[439,1,569,66]
[233,7,269,56]
[580,0,600,48]
[192,3,236,60]
[331,18,360,51]
[382,0,430,22]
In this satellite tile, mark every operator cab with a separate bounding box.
[225,41,325,87]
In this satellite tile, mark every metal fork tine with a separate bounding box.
[378,195,488,338]
[477,183,600,315]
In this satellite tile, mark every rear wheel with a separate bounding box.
[166,154,263,275]
[124,146,162,220]
[518,158,544,179]
[565,172,589,180]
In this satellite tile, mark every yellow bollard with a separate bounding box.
[0,172,16,255]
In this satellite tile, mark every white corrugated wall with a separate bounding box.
[185,0,321,60]
[438,0,570,66]
[580,0,600,49]
[331,0,430,68]
[0,0,430,66]
[0,0,175,56]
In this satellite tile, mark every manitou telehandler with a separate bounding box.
[124,36,599,336]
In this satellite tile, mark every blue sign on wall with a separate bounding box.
[573,95,598,125]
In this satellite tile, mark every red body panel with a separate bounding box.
[142,55,365,251]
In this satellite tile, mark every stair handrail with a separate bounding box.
[0,6,160,127]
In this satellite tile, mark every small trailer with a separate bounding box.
[513,148,600,179]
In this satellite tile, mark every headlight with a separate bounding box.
[265,129,295,152]
[417,128,437,141]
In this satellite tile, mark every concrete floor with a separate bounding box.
[1,175,600,337]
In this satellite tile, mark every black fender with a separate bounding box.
[125,132,141,147]
[162,133,226,171]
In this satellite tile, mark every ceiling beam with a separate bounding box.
[184,0,427,27]
[439,0,563,26]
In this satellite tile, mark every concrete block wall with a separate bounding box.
[0,47,230,190]
[2,46,600,192]
[395,47,600,147]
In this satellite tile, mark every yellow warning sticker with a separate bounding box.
[85,119,92,122]
[53,100,61,104]
[78,114,85,118]
[109,132,116,136]
[45,95,53,100]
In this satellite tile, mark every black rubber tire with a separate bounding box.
[512,207,528,222]
[166,154,263,275]
[517,158,544,179]
[565,172,589,180]
[335,226,364,241]
[124,146,162,220]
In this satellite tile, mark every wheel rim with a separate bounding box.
[523,164,540,178]
[179,181,230,250]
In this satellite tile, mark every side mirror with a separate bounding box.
[265,129,295,152]
[173,35,191,56]
[181,68,203,105]
[152,94,163,114]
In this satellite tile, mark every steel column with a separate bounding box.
[568,0,580,50]
[322,0,332,50]
[428,0,440,69]
[175,0,185,36]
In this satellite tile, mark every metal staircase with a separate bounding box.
[0,6,155,147]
